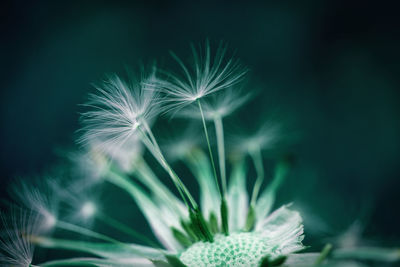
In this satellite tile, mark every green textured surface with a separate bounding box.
[180,232,274,266]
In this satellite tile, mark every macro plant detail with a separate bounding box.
[0,42,399,267]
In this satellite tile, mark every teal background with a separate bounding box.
[1,0,399,262]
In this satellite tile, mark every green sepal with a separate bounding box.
[194,208,214,242]
[244,204,256,231]
[171,227,192,247]
[220,198,229,235]
[208,212,219,234]
[259,255,287,266]
[151,260,172,267]
[180,219,198,242]
[314,243,333,265]
[270,255,287,266]
[165,255,188,267]
[189,209,206,241]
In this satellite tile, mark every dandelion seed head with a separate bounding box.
[78,70,160,155]
[11,178,59,232]
[177,87,253,120]
[69,150,107,186]
[157,41,248,114]
[0,209,40,267]
[233,121,282,156]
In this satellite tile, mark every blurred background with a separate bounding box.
[1,0,399,262]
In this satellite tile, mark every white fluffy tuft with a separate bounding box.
[78,70,160,156]
[157,41,248,115]
[0,209,41,267]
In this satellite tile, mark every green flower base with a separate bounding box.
[180,232,273,266]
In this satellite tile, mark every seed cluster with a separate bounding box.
[180,232,271,266]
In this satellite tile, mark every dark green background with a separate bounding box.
[1,0,399,261]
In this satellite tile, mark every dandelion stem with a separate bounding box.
[41,261,91,267]
[197,99,221,198]
[220,198,229,235]
[56,220,119,244]
[214,115,227,195]
[96,211,160,248]
[33,236,166,266]
[134,156,186,217]
[250,148,265,206]
[105,169,198,245]
[252,157,291,226]
[246,148,265,231]
[142,120,162,154]
[244,205,256,232]
[198,100,229,235]
[314,243,333,265]
[137,126,197,210]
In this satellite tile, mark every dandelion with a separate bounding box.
[1,42,399,267]
[80,67,199,215]
[78,69,159,155]
[67,149,107,187]
[11,178,58,231]
[158,42,249,236]
[50,178,101,226]
[177,87,252,120]
[228,120,289,233]
[233,121,283,155]
[0,209,41,267]
[157,41,248,113]
[177,88,252,196]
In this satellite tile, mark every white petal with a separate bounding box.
[257,205,305,255]
[227,160,248,231]
[35,237,166,260]
[107,171,182,252]
[184,149,220,221]
[39,257,157,267]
